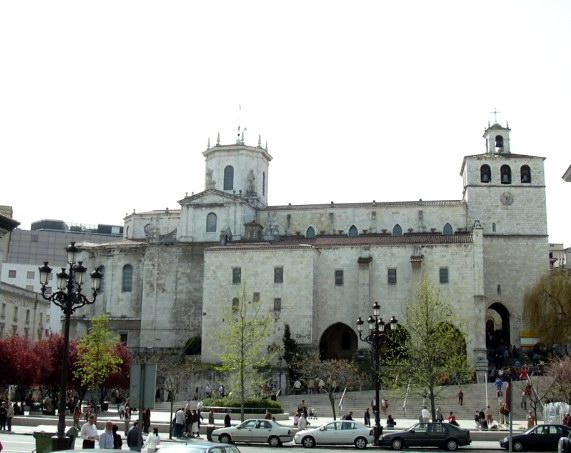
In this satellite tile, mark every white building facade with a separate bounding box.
[75,122,549,376]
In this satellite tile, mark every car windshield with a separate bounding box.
[160,448,213,453]
[408,423,429,432]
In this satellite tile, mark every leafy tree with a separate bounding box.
[98,343,132,405]
[545,356,571,404]
[293,351,360,420]
[385,280,472,421]
[524,270,571,348]
[0,336,40,405]
[282,324,300,380]
[218,284,276,421]
[74,315,122,408]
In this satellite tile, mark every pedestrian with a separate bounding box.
[112,424,123,449]
[0,402,6,430]
[298,412,308,430]
[499,403,508,425]
[143,407,151,434]
[364,408,371,427]
[343,411,353,420]
[190,409,200,437]
[174,407,185,438]
[6,402,14,431]
[387,414,396,428]
[382,399,389,415]
[421,407,430,423]
[458,389,464,406]
[208,408,215,425]
[73,404,82,429]
[264,409,272,420]
[80,415,99,449]
[485,405,493,424]
[99,421,115,449]
[294,379,301,395]
[448,412,459,426]
[224,410,231,427]
[436,407,443,422]
[143,427,160,453]
[562,412,570,427]
[527,410,536,428]
[521,391,528,410]
[127,420,143,452]
[123,404,131,436]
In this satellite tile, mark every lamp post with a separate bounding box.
[356,302,397,446]
[39,242,102,451]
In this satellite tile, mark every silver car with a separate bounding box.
[212,419,293,447]
[160,442,242,453]
[294,420,374,449]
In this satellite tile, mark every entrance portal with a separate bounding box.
[319,323,358,360]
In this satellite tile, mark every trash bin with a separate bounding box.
[33,432,54,453]
[206,425,216,441]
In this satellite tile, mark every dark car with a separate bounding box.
[379,422,471,451]
[559,431,571,453]
[500,424,571,451]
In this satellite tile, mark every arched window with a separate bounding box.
[122,264,133,293]
[495,135,504,149]
[392,224,402,236]
[443,223,453,235]
[348,225,358,237]
[206,212,217,232]
[306,226,316,238]
[125,226,130,238]
[500,165,511,184]
[223,166,234,190]
[492,222,496,232]
[232,297,239,312]
[480,165,491,183]
[521,165,531,183]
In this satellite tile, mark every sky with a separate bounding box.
[1,1,570,247]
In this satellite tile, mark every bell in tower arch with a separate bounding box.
[495,135,504,152]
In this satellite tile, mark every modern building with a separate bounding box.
[74,121,550,379]
[1,220,124,332]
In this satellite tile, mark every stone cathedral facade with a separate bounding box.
[75,122,549,376]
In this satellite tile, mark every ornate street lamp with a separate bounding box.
[39,242,102,451]
[356,302,398,446]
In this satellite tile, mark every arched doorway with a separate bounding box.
[486,302,511,366]
[319,323,358,360]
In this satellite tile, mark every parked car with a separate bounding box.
[211,419,293,447]
[500,424,571,451]
[293,420,374,449]
[379,422,471,451]
[559,431,571,453]
[160,441,242,453]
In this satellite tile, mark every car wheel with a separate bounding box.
[513,441,524,452]
[446,439,458,451]
[269,436,282,447]
[354,436,368,449]
[391,438,403,450]
[219,434,232,444]
[302,436,316,448]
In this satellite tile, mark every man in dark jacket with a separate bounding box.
[127,421,143,452]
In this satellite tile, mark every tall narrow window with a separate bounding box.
[388,268,397,285]
[521,165,531,183]
[232,297,239,312]
[232,268,241,284]
[443,223,453,235]
[25,309,30,324]
[98,266,105,293]
[253,292,260,302]
[274,267,283,283]
[439,267,449,284]
[13,307,18,322]
[223,166,234,190]
[274,298,282,311]
[348,225,358,237]
[122,264,133,292]
[392,224,402,236]
[306,226,316,238]
[335,270,344,286]
[262,172,266,196]
[206,212,217,232]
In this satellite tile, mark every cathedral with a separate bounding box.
[75,121,549,378]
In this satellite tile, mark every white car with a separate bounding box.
[211,419,293,447]
[294,420,374,449]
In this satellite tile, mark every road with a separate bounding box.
[0,433,525,453]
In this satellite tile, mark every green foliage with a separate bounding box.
[202,397,283,412]
[217,284,278,420]
[184,336,202,355]
[282,324,300,379]
[74,315,122,391]
[384,280,472,419]
[524,269,571,346]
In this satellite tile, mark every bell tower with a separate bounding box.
[483,122,511,154]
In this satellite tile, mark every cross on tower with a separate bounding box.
[490,108,501,123]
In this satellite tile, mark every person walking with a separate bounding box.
[421,407,430,423]
[143,427,160,453]
[436,407,443,422]
[224,410,231,427]
[364,408,371,427]
[174,407,185,438]
[127,421,143,452]
[123,404,131,436]
[208,409,215,425]
[448,412,459,426]
[99,421,115,449]
[298,413,309,430]
[112,424,123,449]
[0,402,6,431]
[527,411,536,428]
[458,389,464,406]
[6,402,14,431]
[80,415,99,449]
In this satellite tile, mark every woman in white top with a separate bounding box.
[144,427,161,453]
